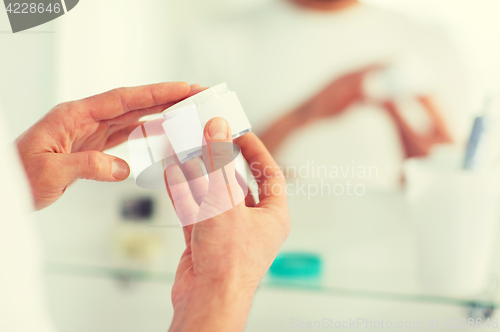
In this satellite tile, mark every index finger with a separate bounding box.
[78,82,190,120]
[235,132,287,207]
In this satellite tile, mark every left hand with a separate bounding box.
[17,82,201,210]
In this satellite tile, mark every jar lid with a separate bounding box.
[163,83,230,119]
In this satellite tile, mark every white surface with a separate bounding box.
[36,178,184,272]
[0,17,55,140]
[45,274,482,332]
[0,113,54,331]
[194,91,251,137]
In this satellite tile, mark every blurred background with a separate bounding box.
[2,0,500,331]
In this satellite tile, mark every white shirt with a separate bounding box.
[176,0,473,189]
[0,110,54,332]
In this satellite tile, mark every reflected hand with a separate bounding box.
[17,82,202,210]
[260,65,381,154]
[296,65,381,124]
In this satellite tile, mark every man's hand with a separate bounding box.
[165,118,290,332]
[260,65,380,154]
[17,82,202,210]
[295,66,379,124]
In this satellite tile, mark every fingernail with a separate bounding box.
[112,159,130,180]
[208,118,228,140]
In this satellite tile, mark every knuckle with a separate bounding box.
[211,145,234,162]
[170,187,192,202]
[113,87,129,111]
[51,101,73,117]
[86,151,101,178]
[113,87,126,95]
[55,101,72,111]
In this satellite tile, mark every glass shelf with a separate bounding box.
[44,262,500,309]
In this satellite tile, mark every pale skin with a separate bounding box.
[165,118,290,332]
[16,83,290,332]
[260,0,452,159]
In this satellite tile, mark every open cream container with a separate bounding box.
[127,83,251,190]
[162,82,251,163]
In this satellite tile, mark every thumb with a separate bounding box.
[198,118,245,221]
[202,117,236,174]
[63,151,130,182]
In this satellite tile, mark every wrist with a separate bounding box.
[290,104,314,128]
[259,106,311,154]
[169,278,256,332]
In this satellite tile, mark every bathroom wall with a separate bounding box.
[0,14,55,140]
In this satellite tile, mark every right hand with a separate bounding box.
[382,96,452,158]
[165,118,290,332]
